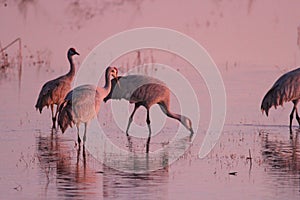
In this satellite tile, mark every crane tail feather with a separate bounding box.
[58,103,73,133]
[261,67,300,116]
[35,99,43,113]
[261,86,289,116]
[261,88,275,116]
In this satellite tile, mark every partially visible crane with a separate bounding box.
[261,67,300,132]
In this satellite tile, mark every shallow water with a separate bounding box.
[1,1,300,199]
[0,65,299,200]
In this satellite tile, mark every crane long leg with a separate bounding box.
[52,104,60,129]
[50,104,56,129]
[76,124,81,145]
[83,122,87,145]
[146,108,152,153]
[126,104,140,136]
[83,145,86,168]
[296,108,300,127]
[289,106,295,131]
[290,100,300,131]
[293,100,300,128]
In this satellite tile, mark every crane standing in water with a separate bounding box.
[104,75,194,153]
[35,48,79,129]
[261,67,300,131]
[58,67,118,146]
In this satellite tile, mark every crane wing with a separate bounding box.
[64,85,100,122]
[107,75,166,101]
[261,68,300,115]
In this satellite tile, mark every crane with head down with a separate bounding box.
[104,74,194,153]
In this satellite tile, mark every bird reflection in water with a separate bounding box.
[260,131,300,190]
[102,165,169,200]
[36,131,99,199]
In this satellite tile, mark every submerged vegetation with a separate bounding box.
[0,38,22,81]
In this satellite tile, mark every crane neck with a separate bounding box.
[66,54,75,78]
[103,69,112,94]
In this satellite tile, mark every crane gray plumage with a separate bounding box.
[58,67,118,145]
[261,67,300,130]
[104,75,194,153]
[35,48,79,129]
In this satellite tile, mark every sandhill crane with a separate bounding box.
[261,67,300,131]
[58,66,118,146]
[104,75,194,153]
[35,48,79,129]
